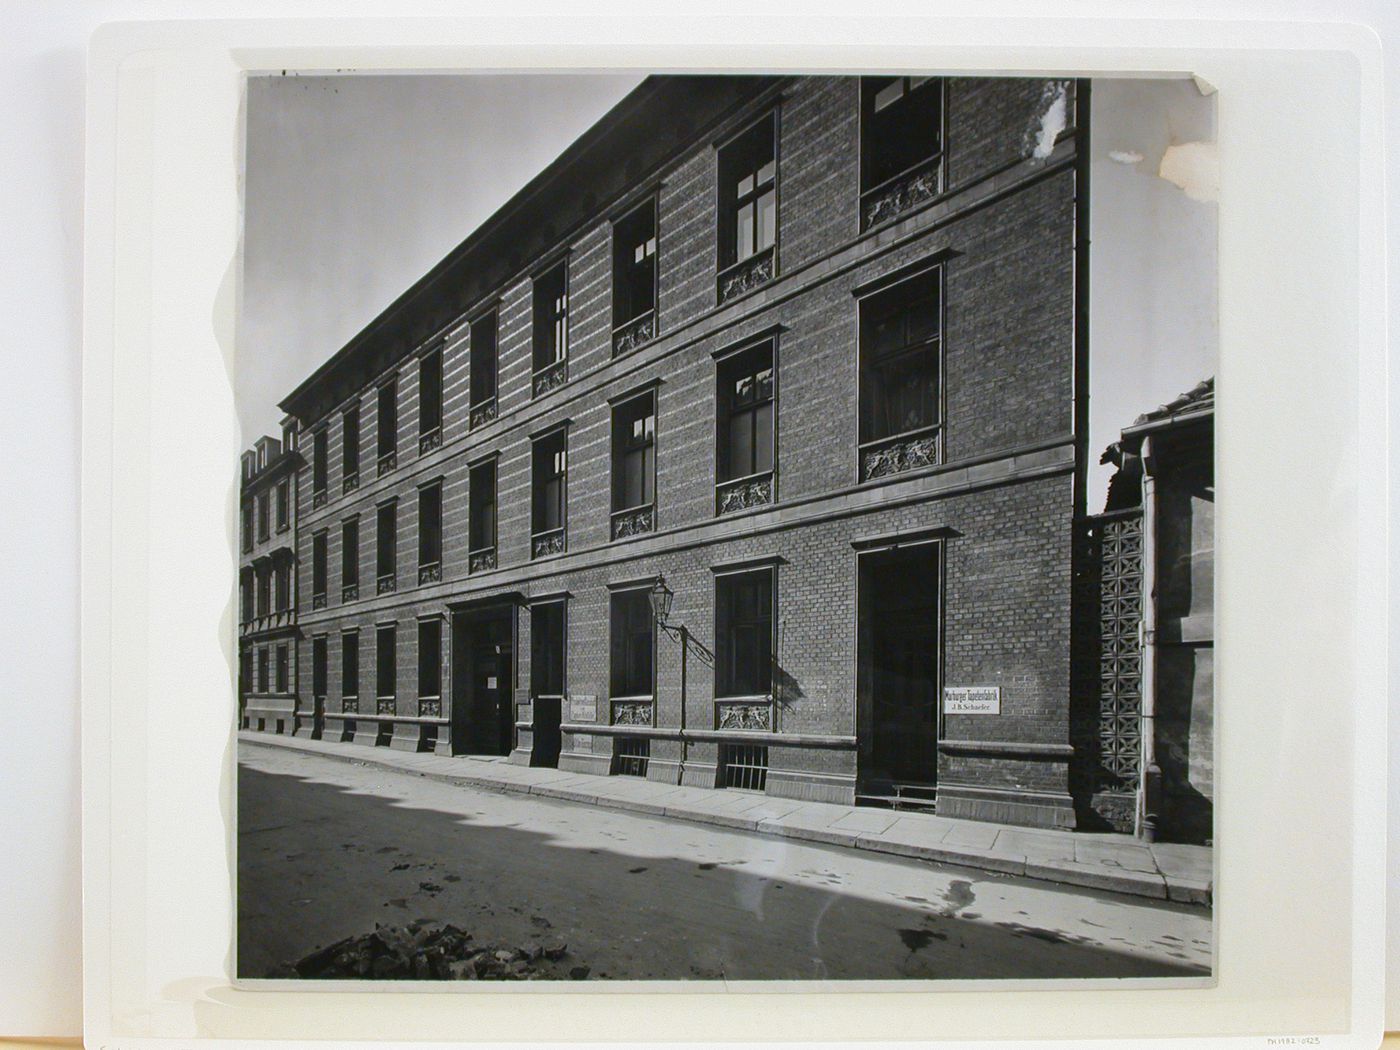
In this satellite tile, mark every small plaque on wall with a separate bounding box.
[573,734,593,752]
[570,694,597,722]
[943,686,1001,715]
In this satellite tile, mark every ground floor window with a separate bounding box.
[275,644,289,693]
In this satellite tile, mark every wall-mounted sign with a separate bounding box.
[573,733,594,752]
[570,694,597,723]
[943,686,1001,715]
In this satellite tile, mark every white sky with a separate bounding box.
[239,73,1216,511]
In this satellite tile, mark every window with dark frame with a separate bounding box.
[716,342,775,512]
[342,404,360,488]
[531,429,567,559]
[241,501,253,553]
[469,311,499,427]
[257,646,269,692]
[858,267,942,478]
[468,459,497,572]
[256,567,270,618]
[282,422,297,453]
[239,571,253,623]
[377,379,398,472]
[609,588,654,699]
[532,261,569,395]
[275,644,289,694]
[860,76,944,228]
[341,517,359,600]
[312,637,327,698]
[716,568,775,698]
[375,624,396,702]
[257,491,269,541]
[610,391,656,540]
[717,113,777,297]
[417,482,442,584]
[611,198,657,354]
[312,429,328,499]
[418,618,442,705]
[274,561,291,613]
[376,501,397,594]
[275,478,289,531]
[311,531,327,605]
[531,601,565,700]
[418,349,443,451]
[342,631,360,702]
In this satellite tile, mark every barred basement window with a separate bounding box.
[341,630,360,703]
[610,390,656,540]
[719,743,768,791]
[532,261,568,396]
[858,266,942,480]
[311,531,327,606]
[717,112,777,303]
[530,429,567,559]
[614,737,650,777]
[469,310,499,428]
[376,501,397,594]
[312,428,328,500]
[377,378,398,473]
[715,568,774,698]
[859,76,945,229]
[342,404,360,490]
[376,623,397,704]
[468,458,497,572]
[417,482,442,584]
[418,349,442,451]
[275,479,290,531]
[715,341,775,514]
[609,589,654,699]
[341,517,359,600]
[275,644,289,694]
[611,198,657,356]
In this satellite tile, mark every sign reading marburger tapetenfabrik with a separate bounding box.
[943,687,1001,716]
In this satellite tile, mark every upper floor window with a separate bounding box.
[417,481,442,585]
[609,588,654,699]
[717,113,777,304]
[342,405,361,491]
[469,310,499,429]
[312,429,328,502]
[341,517,360,601]
[610,390,656,540]
[611,198,657,356]
[715,341,775,515]
[239,570,253,623]
[257,492,270,541]
[274,561,291,613]
[311,531,328,606]
[860,76,945,229]
[275,479,290,531]
[376,500,397,594]
[468,458,497,573]
[418,349,443,453]
[531,429,567,560]
[377,378,398,474]
[241,501,253,553]
[282,422,297,453]
[532,261,569,397]
[715,568,774,698]
[858,267,942,481]
[256,567,270,618]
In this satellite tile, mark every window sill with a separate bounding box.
[610,503,655,541]
[716,471,774,515]
[716,245,776,306]
[859,426,941,482]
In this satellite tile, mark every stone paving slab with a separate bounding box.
[239,731,1212,906]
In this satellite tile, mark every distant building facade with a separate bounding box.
[248,75,1097,830]
[239,422,301,733]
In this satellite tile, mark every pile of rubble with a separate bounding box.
[272,923,587,981]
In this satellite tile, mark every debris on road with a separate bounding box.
[270,922,574,981]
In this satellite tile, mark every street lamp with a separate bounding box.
[649,573,712,785]
[649,574,674,627]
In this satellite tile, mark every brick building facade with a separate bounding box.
[249,74,1094,830]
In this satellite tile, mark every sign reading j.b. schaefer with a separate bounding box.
[943,686,1001,715]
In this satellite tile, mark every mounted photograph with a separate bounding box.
[234,70,1217,984]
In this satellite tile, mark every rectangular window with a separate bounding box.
[275,644,289,693]
[311,532,327,601]
[531,601,565,699]
[611,198,657,351]
[609,588,654,698]
[377,379,398,470]
[376,502,397,593]
[241,501,253,553]
[274,562,291,613]
[858,267,942,478]
[532,261,568,393]
[418,482,442,584]
[468,459,497,570]
[716,341,775,514]
[282,422,297,453]
[342,631,360,699]
[610,390,656,540]
[376,624,396,700]
[718,113,777,273]
[860,76,944,227]
[342,404,360,485]
[531,429,567,558]
[469,311,498,426]
[256,568,270,618]
[257,647,269,692]
[341,518,360,599]
[257,492,270,541]
[313,429,328,497]
[418,618,442,701]
[239,571,253,622]
[312,636,327,697]
[716,569,774,697]
[419,349,443,448]
[275,479,290,531]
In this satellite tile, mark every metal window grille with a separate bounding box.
[613,737,650,777]
[720,743,768,791]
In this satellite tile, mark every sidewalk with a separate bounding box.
[239,731,1212,906]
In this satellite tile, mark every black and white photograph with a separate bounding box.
[233,70,1217,984]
